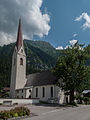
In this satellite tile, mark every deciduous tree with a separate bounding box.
[54,42,90,104]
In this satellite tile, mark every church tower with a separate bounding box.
[10,19,27,98]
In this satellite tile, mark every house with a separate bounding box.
[82,90,90,98]
[1,87,10,98]
[10,19,66,104]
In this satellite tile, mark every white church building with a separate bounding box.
[10,19,66,104]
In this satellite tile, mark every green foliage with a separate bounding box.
[83,97,89,102]
[54,42,90,104]
[75,95,83,100]
[0,40,61,90]
[0,40,89,93]
[71,102,78,106]
[0,107,30,119]
[74,95,83,104]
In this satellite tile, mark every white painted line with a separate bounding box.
[42,109,62,115]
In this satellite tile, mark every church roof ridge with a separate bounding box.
[26,70,51,77]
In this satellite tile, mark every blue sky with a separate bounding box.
[40,0,90,48]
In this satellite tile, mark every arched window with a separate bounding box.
[51,87,53,98]
[42,87,45,98]
[20,58,23,65]
[36,88,38,97]
[21,49,23,53]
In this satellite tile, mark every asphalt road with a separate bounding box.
[24,105,90,120]
[0,104,90,120]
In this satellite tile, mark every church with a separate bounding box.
[10,19,66,104]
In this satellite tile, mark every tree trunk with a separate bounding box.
[66,96,68,104]
[70,89,74,104]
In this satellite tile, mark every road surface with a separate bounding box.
[0,104,90,120]
[24,105,90,120]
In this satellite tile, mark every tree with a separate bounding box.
[54,42,90,104]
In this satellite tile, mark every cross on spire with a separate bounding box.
[16,18,23,51]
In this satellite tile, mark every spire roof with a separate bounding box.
[16,18,23,51]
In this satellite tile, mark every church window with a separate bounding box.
[17,96,19,98]
[20,58,23,65]
[42,87,45,97]
[51,87,53,98]
[21,49,23,53]
[22,90,23,93]
[36,88,38,97]
[17,90,19,93]
[29,90,31,92]
[29,95,31,98]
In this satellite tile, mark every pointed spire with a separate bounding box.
[16,18,23,51]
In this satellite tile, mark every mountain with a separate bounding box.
[24,40,62,73]
[0,40,61,89]
[0,40,89,90]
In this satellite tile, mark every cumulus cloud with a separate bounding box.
[0,0,50,46]
[73,33,78,37]
[0,32,16,46]
[64,40,78,49]
[70,40,78,46]
[64,45,70,49]
[56,46,63,50]
[75,12,90,29]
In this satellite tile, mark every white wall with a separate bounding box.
[16,89,26,98]
[58,89,66,104]
[16,46,27,89]
[31,85,66,104]
[10,46,27,98]
[32,85,60,101]
[33,85,54,101]
[15,88,33,99]
[11,85,66,104]
[0,99,39,105]
[26,88,33,98]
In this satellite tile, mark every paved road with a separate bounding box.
[24,105,90,120]
[0,104,90,120]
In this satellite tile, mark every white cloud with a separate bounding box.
[73,33,78,37]
[64,45,71,49]
[56,46,63,50]
[70,40,78,46]
[0,0,51,46]
[0,32,16,46]
[75,12,90,29]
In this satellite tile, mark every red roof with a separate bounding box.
[16,18,23,51]
[3,87,10,91]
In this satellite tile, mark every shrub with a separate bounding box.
[83,97,90,104]
[0,110,11,119]
[13,113,18,117]
[74,95,83,104]
[0,106,30,119]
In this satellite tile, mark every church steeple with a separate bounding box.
[16,18,23,51]
[10,18,27,98]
